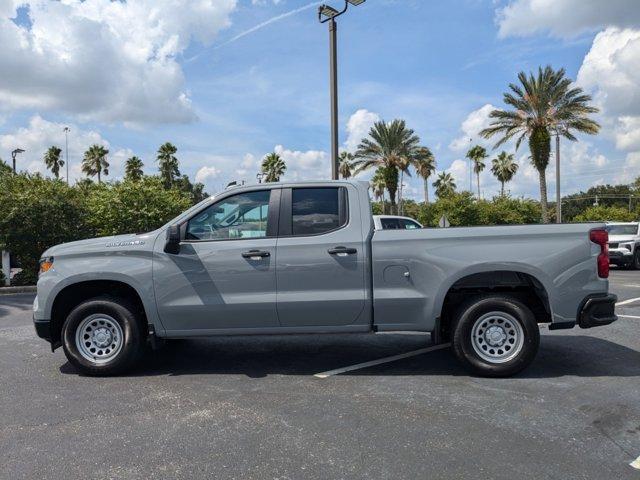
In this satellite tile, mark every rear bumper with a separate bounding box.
[578,294,618,329]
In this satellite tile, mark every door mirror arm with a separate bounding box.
[164,224,182,254]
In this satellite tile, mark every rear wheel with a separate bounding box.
[62,296,143,376]
[452,294,539,377]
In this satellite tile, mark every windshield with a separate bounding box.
[608,224,638,235]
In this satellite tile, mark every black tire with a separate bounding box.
[452,294,539,377]
[632,249,640,270]
[62,296,144,376]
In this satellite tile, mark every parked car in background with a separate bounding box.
[373,215,423,230]
[607,221,640,269]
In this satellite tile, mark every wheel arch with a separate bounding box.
[48,279,150,348]
[433,268,552,343]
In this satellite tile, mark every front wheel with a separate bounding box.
[62,296,144,376]
[632,249,640,270]
[452,294,540,377]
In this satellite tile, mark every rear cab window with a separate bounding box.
[287,187,348,236]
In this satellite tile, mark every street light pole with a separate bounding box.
[64,127,70,185]
[329,17,339,180]
[10,148,24,174]
[555,131,561,223]
[318,0,365,180]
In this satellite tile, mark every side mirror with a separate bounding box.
[164,224,181,254]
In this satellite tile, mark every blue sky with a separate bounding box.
[1,0,639,200]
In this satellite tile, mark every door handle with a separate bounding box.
[327,246,357,256]
[241,250,271,260]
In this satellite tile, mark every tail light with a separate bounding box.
[589,229,609,279]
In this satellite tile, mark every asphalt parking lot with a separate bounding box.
[1,269,639,479]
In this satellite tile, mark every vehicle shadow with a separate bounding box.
[59,333,640,379]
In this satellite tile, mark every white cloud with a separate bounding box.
[0,115,109,181]
[496,0,640,38]
[343,109,380,152]
[449,104,496,152]
[274,144,330,181]
[195,166,222,184]
[577,27,640,174]
[0,0,236,125]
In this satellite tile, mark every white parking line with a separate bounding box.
[618,314,640,319]
[616,296,640,307]
[314,343,451,378]
[630,455,640,470]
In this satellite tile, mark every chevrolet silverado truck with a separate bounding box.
[33,180,617,377]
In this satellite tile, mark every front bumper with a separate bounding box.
[34,317,52,341]
[608,249,633,264]
[578,294,618,328]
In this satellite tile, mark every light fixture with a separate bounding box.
[319,5,340,19]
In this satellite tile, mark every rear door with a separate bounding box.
[275,186,367,327]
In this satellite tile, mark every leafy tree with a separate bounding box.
[413,146,436,204]
[157,142,180,188]
[174,174,208,204]
[0,158,12,177]
[481,66,600,223]
[86,176,193,237]
[44,146,64,179]
[0,173,89,284]
[124,156,144,182]
[338,151,355,179]
[466,145,487,199]
[561,183,635,221]
[82,144,109,183]
[573,205,636,222]
[261,152,286,182]
[433,171,456,199]
[491,151,519,196]
[354,119,420,214]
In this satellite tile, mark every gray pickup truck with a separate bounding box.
[34,180,617,377]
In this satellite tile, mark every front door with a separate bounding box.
[153,188,280,333]
[275,186,367,327]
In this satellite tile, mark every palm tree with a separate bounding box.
[466,145,487,200]
[353,119,420,214]
[82,144,109,183]
[433,171,456,199]
[261,152,286,182]
[44,146,64,179]
[491,152,519,196]
[413,147,436,204]
[157,142,180,188]
[338,151,354,179]
[480,65,600,223]
[125,156,144,182]
[370,168,387,213]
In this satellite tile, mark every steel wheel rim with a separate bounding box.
[75,314,124,364]
[470,311,524,364]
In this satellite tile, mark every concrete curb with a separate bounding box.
[0,286,37,295]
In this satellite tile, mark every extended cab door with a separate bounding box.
[275,186,368,327]
[153,188,280,334]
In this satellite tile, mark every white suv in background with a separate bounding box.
[373,215,423,230]
[607,222,640,269]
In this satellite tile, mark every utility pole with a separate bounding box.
[318,1,366,180]
[555,132,561,223]
[64,127,70,185]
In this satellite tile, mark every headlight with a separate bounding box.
[39,256,54,275]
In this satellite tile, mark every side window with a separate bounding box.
[291,187,346,236]
[401,219,420,229]
[186,190,270,240]
[380,218,401,230]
